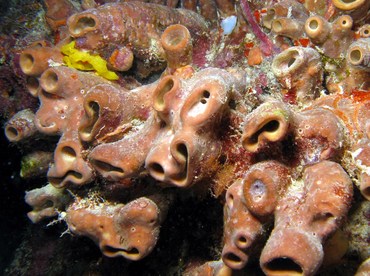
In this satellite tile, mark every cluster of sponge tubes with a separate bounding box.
[3,0,370,274]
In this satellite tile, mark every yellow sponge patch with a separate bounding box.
[61,41,119,80]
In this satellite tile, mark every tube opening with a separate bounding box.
[148,162,165,180]
[224,252,242,266]
[272,20,283,32]
[73,16,97,35]
[154,77,175,110]
[248,179,266,201]
[42,70,59,92]
[308,19,319,30]
[26,77,39,97]
[103,245,140,257]
[288,57,296,68]
[164,29,186,47]
[265,257,303,274]
[176,143,188,161]
[5,126,19,141]
[349,49,362,63]
[226,192,234,210]
[61,146,77,162]
[49,170,83,187]
[247,120,280,145]
[91,159,124,174]
[81,101,100,138]
[200,90,210,104]
[235,234,249,249]
[20,53,34,74]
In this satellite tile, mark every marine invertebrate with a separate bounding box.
[271,46,323,104]
[4,109,37,142]
[67,2,209,76]
[222,161,290,270]
[66,194,172,261]
[3,0,370,274]
[260,161,353,275]
[25,183,71,223]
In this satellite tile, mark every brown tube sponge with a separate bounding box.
[67,2,208,74]
[332,0,370,21]
[19,46,63,77]
[293,108,345,163]
[272,46,323,104]
[347,38,370,71]
[47,131,94,188]
[5,109,37,142]
[327,15,354,58]
[179,77,231,128]
[242,161,290,217]
[146,131,221,187]
[304,15,331,44]
[222,179,264,270]
[161,24,193,73]
[147,68,243,187]
[262,0,308,29]
[359,24,370,38]
[89,116,161,181]
[241,101,292,153]
[271,18,304,40]
[36,66,109,134]
[152,74,182,124]
[260,161,353,275]
[25,184,71,223]
[79,82,153,143]
[66,195,169,260]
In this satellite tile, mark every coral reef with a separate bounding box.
[2,0,370,275]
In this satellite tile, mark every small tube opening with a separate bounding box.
[176,143,188,161]
[266,257,303,274]
[20,53,34,73]
[246,120,280,145]
[288,57,296,68]
[349,49,362,63]
[103,245,140,257]
[164,29,186,47]
[148,162,165,178]
[309,19,319,30]
[5,126,19,141]
[81,101,100,138]
[73,16,97,35]
[49,170,83,187]
[61,146,77,163]
[154,77,175,110]
[26,77,39,97]
[272,20,283,32]
[91,159,124,174]
[42,70,59,92]
[224,252,242,266]
[200,90,210,104]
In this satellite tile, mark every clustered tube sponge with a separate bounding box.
[5,0,370,274]
[66,195,171,261]
[67,2,209,76]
